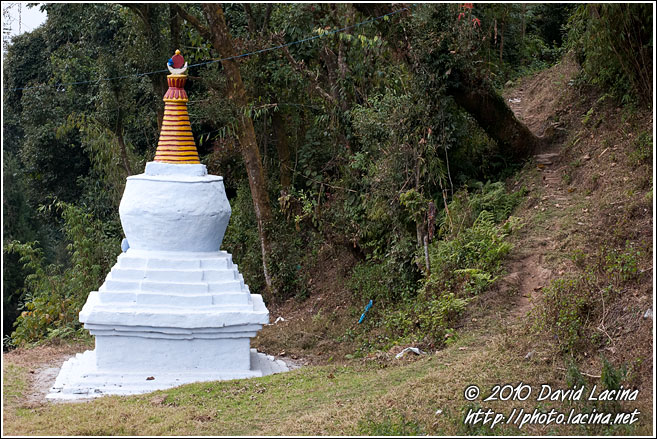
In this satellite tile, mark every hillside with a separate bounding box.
[3,55,653,436]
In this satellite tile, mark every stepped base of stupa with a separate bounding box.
[46,246,273,400]
[46,349,289,400]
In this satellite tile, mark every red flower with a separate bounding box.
[472,17,481,27]
[458,12,465,21]
[462,3,473,9]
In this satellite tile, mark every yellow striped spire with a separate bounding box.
[154,50,200,164]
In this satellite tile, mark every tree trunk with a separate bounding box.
[447,69,542,161]
[272,110,292,189]
[116,125,133,176]
[124,4,167,130]
[499,22,505,64]
[521,4,526,42]
[201,4,276,300]
[352,3,540,161]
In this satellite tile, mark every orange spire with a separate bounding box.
[154,50,201,164]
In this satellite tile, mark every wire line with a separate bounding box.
[10,5,413,92]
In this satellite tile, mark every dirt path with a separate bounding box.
[501,58,580,319]
[3,343,92,407]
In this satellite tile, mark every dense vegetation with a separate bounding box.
[2,3,651,354]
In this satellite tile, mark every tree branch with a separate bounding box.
[172,4,212,42]
[262,4,273,32]
[242,3,256,34]
[280,43,337,105]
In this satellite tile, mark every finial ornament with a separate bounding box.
[155,51,200,164]
[167,49,188,75]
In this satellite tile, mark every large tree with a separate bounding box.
[354,3,543,160]
[173,4,276,300]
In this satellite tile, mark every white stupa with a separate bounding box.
[47,51,286,400]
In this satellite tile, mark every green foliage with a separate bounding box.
[604,242,641,283]
[535,240,647,353]
[5,202,119,345]
[416,186,520,340]
[223,182,309,303]
[414,292,470,341]
[439,181,524,237]
[581,107,594,126]
[3,152,48,335]
[565,358,587,390]
[629,130,653,166]
[566,4,652,105]
[601,356,627,392]
[411,4,573,87]
[431,210,512,276]
[536,275,594,353]
[353,182,520,347]
[515,34,562,76]
[266,220,310,302]
[349,263,387,303]
[222,183,266,297]
[399,189,429,223]
[3,2,557,344]
[2,3,163,337]
[357,413,424,436]
[348,261,413,306]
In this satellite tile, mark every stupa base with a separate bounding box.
[46,349,289,401]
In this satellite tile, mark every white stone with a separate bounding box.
[50,162,277,400]
[46,349,289,400]
[145,161,209,177]
[119,165,230,253]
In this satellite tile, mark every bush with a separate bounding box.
[348,262,390,303]
[6,202,119,345]
[223,181,311,303]
[415,292,470,341]
[566,4,652,105]
[535,240,647,353]
[431,210,513,275]
[355,181,521,347]
[535,275,595,353]
[414,209,515,339]
[439,181,524,236]
[222,182,266,297]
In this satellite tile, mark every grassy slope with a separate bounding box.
[3,56,653,436]
[3,315,650,435]
[0,328,580,436]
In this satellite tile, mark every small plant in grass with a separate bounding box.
[570,248,587,268]
[534,275,595,353]
[563,172,573,185]
[629,130,652,165]
[604,242,641,283]
[582,107,594,125]
[357,413,424,436]
[591,173,600,186]
[565,358,588,390]
[601,355,627,396]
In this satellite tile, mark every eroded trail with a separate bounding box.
[500,57,580,320]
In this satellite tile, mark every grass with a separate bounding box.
[3,317,652,436]
[3,364,28,403]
